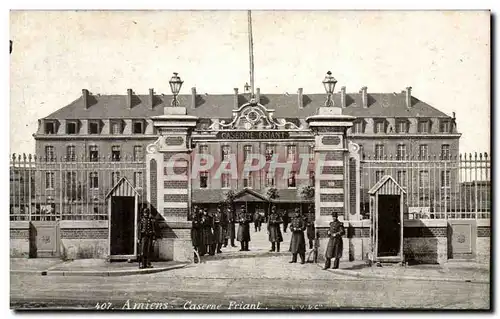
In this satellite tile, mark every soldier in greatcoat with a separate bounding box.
[200,208,215,256]
[282,209,289,233]
[211,207,225,254]
[137,208,156,269]
[267,205,283,252]
[323,212,345,270]
[289,208,306,264]
[226,207,237,247]
[191,206,201,253]
[306,204,316,250]
[237,205,251,251]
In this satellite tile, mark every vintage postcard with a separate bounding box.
[9,10,491,310]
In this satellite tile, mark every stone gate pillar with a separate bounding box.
[146,107,198,262]
[306,107,355,262]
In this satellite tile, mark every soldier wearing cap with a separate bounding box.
[191,205,202,254]
[289,208,306,264]
[137,207,156,269]
[267,205,283,252]
[226,206,237,247]
[200,207,215,256]
[323,211,345,270]
[306,204,316,250]
[237,205,251,251]
[212,206,225,254]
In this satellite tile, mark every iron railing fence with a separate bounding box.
[10,154,147,221]
[360,152,490,220]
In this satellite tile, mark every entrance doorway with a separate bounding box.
[110,196,136,256]
[377,195,401,257]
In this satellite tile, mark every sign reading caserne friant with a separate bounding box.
[216,131,290,140]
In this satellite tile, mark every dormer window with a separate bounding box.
[374,120,386,134]
[133,120,144,134]
[89,121,100,134]
[396,120,409,133]
[44,121,56,134]
[440,120,451,133]
[418,120,430,133]
[66,121,78,134]
[352,121,364,134]
[110,120,122,134]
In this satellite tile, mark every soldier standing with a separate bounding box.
[323,212,345,270]
[282,209,289,233]
[212,207,225,254]
[306,204,316,250]
[237,205,251,251]
[138,208,156,269]
[200,208,214,256]
[267,205,283,252]
[289,208,306,264]
[254,211,262,232]
[227,207,237,247]
[191,206,201,254]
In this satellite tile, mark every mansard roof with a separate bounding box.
[43,91,451,120]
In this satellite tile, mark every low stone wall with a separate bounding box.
[403,219,448,264]
[476,219,490,264]
[158,221,192,262]
[10,221,30,258]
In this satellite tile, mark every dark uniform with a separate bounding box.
[267,206,283,252]
[138,209,156,269]
[254,212,262,232]
[324,213,345,269]
[306,205,316,250]
[191,206,201,253]
[237,206,251,251]
[227,208,237,247]
[199,209,215,256]
[212,208,225,254]
[282,209,289,233]
[289,209,307,264]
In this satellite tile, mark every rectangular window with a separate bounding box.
[288,171,296,188]
[89,121,100,134]
[66,145,76,162]
[308,145,315,161]
[45,172,55,190]
[397,144,407,160]
[265,145,275,162]
[441,144,450,159]
[200,171,208,189]
[66,121,78,134]
[133,146,143,161]
[89,172,99,189]
[352,121,363,134]
[133,121,144,134]
[111,146,121,162]
[440,120,451,133]
[221,173,230,188]
[375,121,385,134]
[359,145,364,159]
[45,146,55,162]
[89,145,99,162]
[287,145,297,162]
[243,172,253,188]
[396,121,408,133]
[419,170,429,189]
[396,170,407,188]
[199,144,208,154]
[111,121,122,134]
[65,172,77,201]
[375,170,385,182]
[266,171,275,187]
[45,122,56,134]
[134,171,143,188]
[111,172,121,185]
[243,145,252,162]
[441,170,451,188]
[309,171,315,186]
[418,120,429,133]
[221,145,231,161]
[419,145,428,159]
[375,145,385,160]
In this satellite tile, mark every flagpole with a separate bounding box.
[248,10,255,97]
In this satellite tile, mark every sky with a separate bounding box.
[9,10,490,155]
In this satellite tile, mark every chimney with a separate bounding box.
[255,88,260,103]
[82,89,90,109]
[149,88,155,109]
[452,111,456,120]
[191,87,197,109]
[405,86,412,108]
[298,88,304,109]
[360,86,368,108]
[340,86,346,108]
[127,89,133,109]
[233,88,239,109]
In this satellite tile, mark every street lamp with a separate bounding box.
[322,71,337,107]
[169,72,184,107]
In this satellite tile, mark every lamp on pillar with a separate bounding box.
[244,82,251,94]
[322,71,337,107]
[169,72,184,107]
